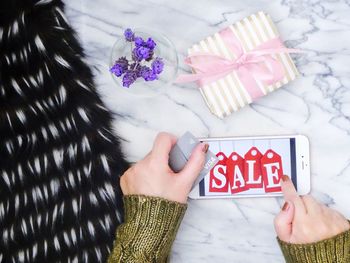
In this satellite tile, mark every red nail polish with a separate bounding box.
[282,201,290,211]
[282,175,289,182]
[202,143,209,153]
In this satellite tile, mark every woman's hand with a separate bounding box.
[120,132,208,204]
[274,175,350,244]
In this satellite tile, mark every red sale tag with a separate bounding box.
[209,152,229,193]
[227,152,247,194]
[261,149,283,193]
[244,147,263,189]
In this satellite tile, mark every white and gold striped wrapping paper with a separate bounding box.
[188,11,299,118]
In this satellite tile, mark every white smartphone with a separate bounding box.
[189,135,310,199]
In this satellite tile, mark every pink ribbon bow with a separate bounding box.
[176,28,300,100]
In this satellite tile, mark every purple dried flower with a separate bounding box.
[117,57,129,69]
[140,66,157,81]
[110,64,124,77]
[138,47,151,59]
[124,28,134,42]
[145,51,154,62]
[139,65,150,77]
[122,70,138,87]
[133,46,151,61]
[134,37,156,50]
[134,37,144,47]
[146,38,156,50]
[132,48,142,61]
[151,57,164,74]
[146,71,158,81]
[110,28,164,88]
[132,49,140,61]
[110,57,128,77]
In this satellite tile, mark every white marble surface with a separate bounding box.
[64,0,350,262]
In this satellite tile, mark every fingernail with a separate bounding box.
[282,201,290,211]
[202,143,209,153]
[282,175,290,182]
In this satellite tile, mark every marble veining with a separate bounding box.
[64,0,350,262]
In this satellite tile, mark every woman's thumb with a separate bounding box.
[274,201,295,242]
[179,142,208,185]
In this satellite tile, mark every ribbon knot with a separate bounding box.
[235,54,248,66]
[176,27,301,100]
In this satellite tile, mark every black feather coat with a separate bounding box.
[0,0,129,262]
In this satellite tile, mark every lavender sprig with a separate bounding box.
[151,57,164,74]
[110,28,164,88]
[122,70,138,88]
[110,57,128,77]
[124,28,134,42]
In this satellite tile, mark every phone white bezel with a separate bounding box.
[189,134,311,199]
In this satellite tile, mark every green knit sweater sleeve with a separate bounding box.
[278,229,350,263]
[107,195,187,263]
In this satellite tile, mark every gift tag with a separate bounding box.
[227,152,247,194]
[244,147,263,189]
[209,152,229,192]
[261,149,283,193]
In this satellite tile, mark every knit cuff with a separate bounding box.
[278,229,350,263]
[108,195,187,263]
[123,195,187,231]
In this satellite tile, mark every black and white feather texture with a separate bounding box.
[0,0,129,262]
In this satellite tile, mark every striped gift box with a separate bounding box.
[188,11,299,118]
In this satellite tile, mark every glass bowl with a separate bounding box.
[109,28,178,97]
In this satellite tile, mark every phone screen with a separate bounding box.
[199,137,297,197]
